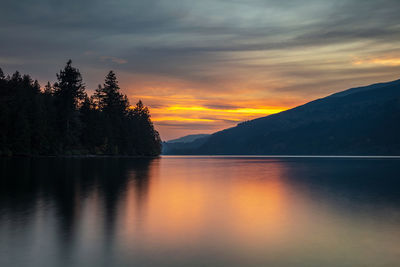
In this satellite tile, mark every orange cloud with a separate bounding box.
[352,57,400,66]
[145,103,289,140]
[150,105,286,124]
[165,106,286,114]
[152,117,217,123]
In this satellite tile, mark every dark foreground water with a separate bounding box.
[0,156,400,267]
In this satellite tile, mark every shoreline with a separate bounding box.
[0,154,161,158]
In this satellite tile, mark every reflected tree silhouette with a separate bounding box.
[0,157,156,262]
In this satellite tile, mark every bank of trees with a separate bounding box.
[0,60,161,156]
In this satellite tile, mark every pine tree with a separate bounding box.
[53,60,86,152]
[54,60,86,109]
[130,100,162,156]
[95,71,128,115]
[93,71,129,154]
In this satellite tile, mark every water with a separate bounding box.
[0,156,399,266]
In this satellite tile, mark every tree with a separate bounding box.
[53,60,86,152]
[130,100,162,156]
[93,71,129,154]
[95,70,128,115]
[54,60,86,108]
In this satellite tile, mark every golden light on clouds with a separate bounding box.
[152,117,217,123]
[352,57,400,66]
[126,91,296,140]
[165,106,286,114]
[149,103,287,136]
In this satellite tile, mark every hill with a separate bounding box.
[167,78,400,155]
[166,134,210,144]
[162,134,210,154]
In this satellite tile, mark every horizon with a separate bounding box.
[1,0,400,140]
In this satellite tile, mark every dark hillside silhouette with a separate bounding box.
[162,134,210,154]
[0,61,161,156]
[165,78,400,155]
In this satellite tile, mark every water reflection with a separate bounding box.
[0,158,155,267]
[0,157,399,266]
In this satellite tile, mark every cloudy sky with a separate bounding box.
[1,0,400,140]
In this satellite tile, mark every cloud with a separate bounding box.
[353,57,400,67]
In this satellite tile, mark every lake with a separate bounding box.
[1,156,399,266]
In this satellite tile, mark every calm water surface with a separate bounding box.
[0,156,400,266]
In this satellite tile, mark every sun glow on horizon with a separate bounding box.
[165,105,286,114]
[152,117,218,123]
[148,104,288,135]
[125,90,297,140]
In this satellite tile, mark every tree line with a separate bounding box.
[0,60,161,156]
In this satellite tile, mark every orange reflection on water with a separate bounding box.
[144,178,208,242]
[116,158,292,249]
[228,177,289,243]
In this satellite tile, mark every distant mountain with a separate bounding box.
[168,78,400,155]
[162,134,210,154]
[166,134,210,144]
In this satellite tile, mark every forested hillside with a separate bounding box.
[168,79,400,155]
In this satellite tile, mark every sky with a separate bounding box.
[1,0,400,140]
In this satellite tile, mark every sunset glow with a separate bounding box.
[165,106,286,114]
[151,106,286,122]
[353,57,400,67]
